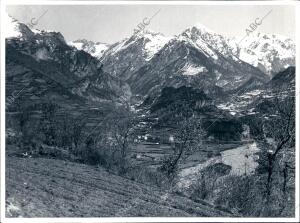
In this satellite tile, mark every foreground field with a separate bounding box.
[6,156,232,217]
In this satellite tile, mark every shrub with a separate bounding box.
[126,167,167,188]
[159,155,179,181]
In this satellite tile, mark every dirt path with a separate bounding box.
[6,156,232,217]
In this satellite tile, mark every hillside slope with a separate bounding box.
[6,157,232,217]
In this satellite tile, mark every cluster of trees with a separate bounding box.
[18,103,80,145]
[77,106,137,174]
[255,95,295,216]
[15,101,137,174]
[11,88,295,217]
[189,95,295,217]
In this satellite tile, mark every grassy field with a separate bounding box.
[131,141,246,170]
[6,156,233,217]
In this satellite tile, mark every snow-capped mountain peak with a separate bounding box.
[187,23,216,35]
[5,12,66,45]
[128,29,173,59]
[5,13,22,38]
[133,29,164,38]
[5,13,34,39]
[105,29,172,61]
[97,29,173,80]
[179,24,295,76]
[237,32,295,76]
[180,23,239,61]
[68,39,110,59]
[138,30,172,60]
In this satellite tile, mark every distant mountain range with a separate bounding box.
[69,23,294,100]
[70,23,295,79]
[5,13,130,107]
[5,12,295,140]
[237,32,295,76]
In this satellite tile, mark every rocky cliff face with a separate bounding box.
[237,32,295,77]
[100,30,171,81]
[126,30,267,98]
[96,24,294,99]
[5,14,131,107]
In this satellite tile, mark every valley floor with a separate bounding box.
[6,156,232,217]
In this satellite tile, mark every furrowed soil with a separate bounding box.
[6,156,232,217]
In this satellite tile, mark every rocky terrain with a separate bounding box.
[5,11,296,218]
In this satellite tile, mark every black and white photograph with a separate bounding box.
[1,0,299,222]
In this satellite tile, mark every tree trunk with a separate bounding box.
[282,163,288,194]
[266,155,273,196]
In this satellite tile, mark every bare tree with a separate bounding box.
[104,106,137,174]
[257,93,295,215]
[160,114,205,179]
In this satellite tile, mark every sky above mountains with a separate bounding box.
[6,4,295,43]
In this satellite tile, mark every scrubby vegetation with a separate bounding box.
[6,89,295,217]
[8,102,137,176]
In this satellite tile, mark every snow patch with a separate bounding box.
[69,41,84,50]
[237,32,295,75]
[93,43,109,58]
[5,12,22,38]
[68,40,109,58]
[35,48,50,61]
[182,63,207,76]
[144,33,171,60]
[179,35,219,60]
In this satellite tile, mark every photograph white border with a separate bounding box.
[1,1,299,222]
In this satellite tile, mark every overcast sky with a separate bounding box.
[6,4,295,43]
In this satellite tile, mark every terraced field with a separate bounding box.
[6,156,233,217]
[131,141,247,169]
